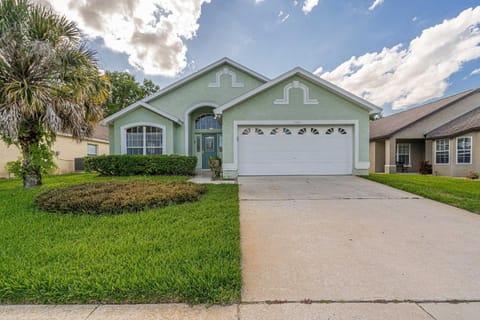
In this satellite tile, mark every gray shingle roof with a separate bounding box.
[370,88,479,140]
[426,107,480,139]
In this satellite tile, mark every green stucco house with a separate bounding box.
[103,58,381,178]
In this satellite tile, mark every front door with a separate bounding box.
[202,134,217,169]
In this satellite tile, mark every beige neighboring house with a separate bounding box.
[0,125,109,178]
[370,88,480,176]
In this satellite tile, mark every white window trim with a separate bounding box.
[434,139,450,165]
[120,122,167,155]
[222,120,369,172]
[87,143,98,156]
[456,136,473,165]
[396,143,411,167]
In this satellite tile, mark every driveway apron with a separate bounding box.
[239,176,480,302]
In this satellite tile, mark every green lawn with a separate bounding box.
[0,174,240,304]
[365,174,480,214]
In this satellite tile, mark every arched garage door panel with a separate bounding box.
[238,126,353,175]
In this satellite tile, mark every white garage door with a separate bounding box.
[238,125,353,175]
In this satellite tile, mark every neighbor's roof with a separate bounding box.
[426,107,480,139]
[214,67,382,115]
[58,124,109,143]
[370,88,479,140]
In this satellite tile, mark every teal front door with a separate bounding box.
[202,134,217,169]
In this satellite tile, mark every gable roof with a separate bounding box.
[102,101,182,125]
[140,57,269,103]
[426,107,480,139]
[370,88,479,140]
[214,67,381,115]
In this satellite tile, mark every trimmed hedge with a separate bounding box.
[84,155,197,176]
[36,181,206,214]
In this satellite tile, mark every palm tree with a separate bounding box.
[0,0,109,187]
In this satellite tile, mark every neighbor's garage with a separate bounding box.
[238,125,353,175]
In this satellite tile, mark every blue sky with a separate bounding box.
[43,0,480,115]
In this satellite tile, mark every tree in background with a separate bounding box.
[102,72,159,116]
[0,0,109,188]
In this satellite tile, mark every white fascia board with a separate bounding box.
[102,102,182,125]
[56,133,109,144]
[215,67,382,115]
[141,57,269,103]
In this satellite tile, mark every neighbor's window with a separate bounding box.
[195,114,221,130]
[457,136,472,164]
[435,139,449,164]
[87,143,98,156]
[396,143,410,166]
[126,126,163,155]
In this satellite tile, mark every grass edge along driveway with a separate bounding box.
[364,174,480,214]
[0,174,240,304]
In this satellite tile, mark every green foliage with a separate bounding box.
[84,155,197,176]
[0,0,109,187]
[102,71,159,116]
[0,174,241,304]
[36,181,206,215]
[5,141,57,177]
[365,174,480,213]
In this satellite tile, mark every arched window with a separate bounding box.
[126,126,163,155]
[195,114,221,130]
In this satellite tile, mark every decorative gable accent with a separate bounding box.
[208,67,245,88]
[274,80,319,105]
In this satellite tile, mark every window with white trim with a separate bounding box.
[396,143,410,166]
[87,143,98,156]
[126,126,163,155]
[195,114,221,130]
[435,139,449,164]
[457,136,472,164]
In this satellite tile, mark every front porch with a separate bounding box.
[188,107,223,170]
[370,138,427,173]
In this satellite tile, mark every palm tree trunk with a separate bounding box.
[20,139,42,188]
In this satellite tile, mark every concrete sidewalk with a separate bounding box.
[2,302,480,319]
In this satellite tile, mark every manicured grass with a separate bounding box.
[0,174,240,304]
[365,174,480,214]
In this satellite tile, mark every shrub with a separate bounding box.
[35,181,206,214]
[84,155,197,176]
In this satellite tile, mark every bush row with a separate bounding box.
[84,155,197,176]
[36,181,206,215]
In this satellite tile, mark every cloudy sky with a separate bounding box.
[39,0,480,115]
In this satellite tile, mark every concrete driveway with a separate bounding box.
[239,176,480,318]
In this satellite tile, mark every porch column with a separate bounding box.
[384,138,396,173]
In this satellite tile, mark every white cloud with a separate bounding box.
[412,16,418,22]
[471,68,480,75]
[302,0,319,14]
[293,0,299,6]
[255,0,265,3]
[38,0,211,77]
[368,0,384,11]
[278,10,290,23]
[317,6,480,109]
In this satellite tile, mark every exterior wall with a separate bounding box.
[110,62,265,156]
[0,136,109,178]
[369,140,386,173]
[221,75,371,178]
[430,131,480,177]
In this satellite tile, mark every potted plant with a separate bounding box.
[208,155,222,180]
[466,171,479,180]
